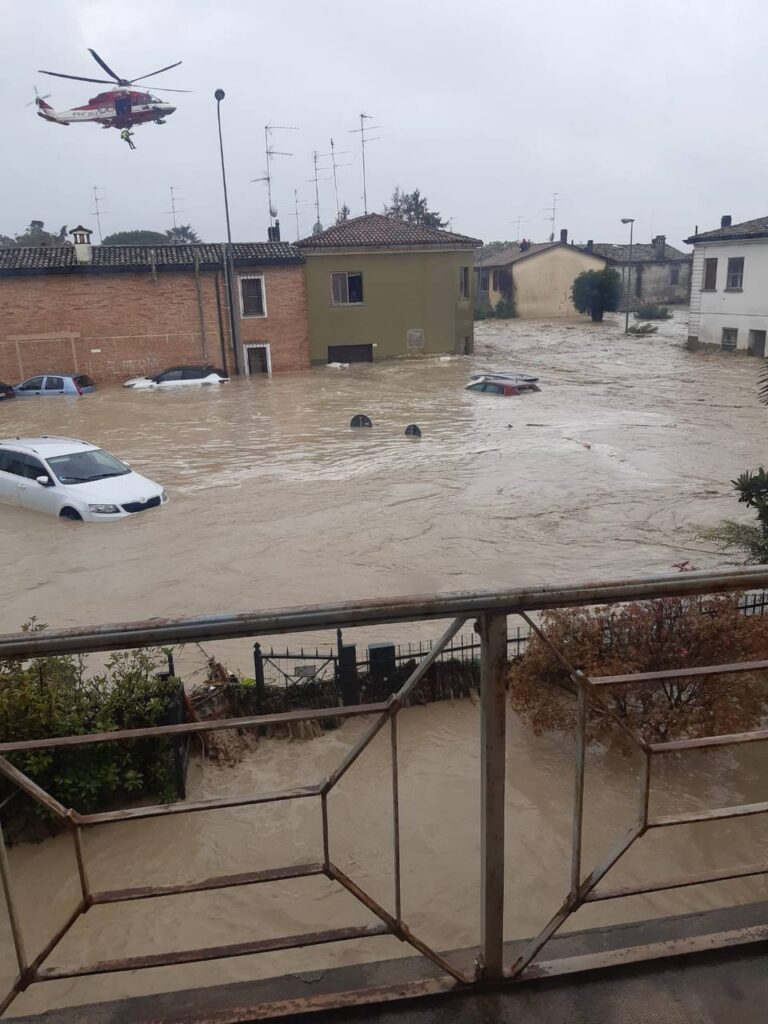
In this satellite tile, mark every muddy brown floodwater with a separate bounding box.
[2,313,768,1016]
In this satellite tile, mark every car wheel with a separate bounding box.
[59,507,82,521]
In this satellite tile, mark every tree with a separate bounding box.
[508,594,768,750]
[336,203,351,224]
[478,240,519,260]
[102,230,170,245]
[571,268,622,322]
[165,224,200,244]
[2,221,70,247]
[384,187,447,229]
[701,468,768,563]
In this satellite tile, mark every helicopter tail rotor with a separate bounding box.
[26,86,52,107]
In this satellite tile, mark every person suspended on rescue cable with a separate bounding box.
[120,127,136,150]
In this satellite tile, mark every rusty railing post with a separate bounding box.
[478,610,507,981]
[253,643,266,715]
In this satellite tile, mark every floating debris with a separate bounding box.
[405,424,422,437]
[350,414,373,428]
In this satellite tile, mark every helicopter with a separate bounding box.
[33,48,189,131]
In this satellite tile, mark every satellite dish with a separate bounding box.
[270,204,278,218]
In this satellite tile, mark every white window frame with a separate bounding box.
[243,342,272,376]
[721,327,738,350]
[331,271,364,306]
[238,274,267,318]
[726,257,744,290]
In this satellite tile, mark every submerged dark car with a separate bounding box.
[0,383,15,401]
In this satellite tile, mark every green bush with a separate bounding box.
[474,295,495,320]
[494,297,517,319]
[635,303,672,320]
[571,268,622,322]
[0,635,181,841]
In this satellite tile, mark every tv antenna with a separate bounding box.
[542,192,561,242]
[319,138,352,216]
[293,188,312,241]
[512,215,528,242]
[91,185,107,243]
[349,113,380,214]
[167,185,184,230]
[251,122,298,230]
[307,150,331,232]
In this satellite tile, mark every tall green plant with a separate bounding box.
[571,268,622,322]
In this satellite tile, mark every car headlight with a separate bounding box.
[88,503,120,514]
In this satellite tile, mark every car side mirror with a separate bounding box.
[35,475,52,487]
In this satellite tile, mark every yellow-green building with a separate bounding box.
[475,234,607,318]
[297,214,481,363]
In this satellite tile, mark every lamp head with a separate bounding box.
[620,218,635,224]
[214,88,226,102]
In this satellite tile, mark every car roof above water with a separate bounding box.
[0,436,96,457]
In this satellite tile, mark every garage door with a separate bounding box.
[328,344,373,363]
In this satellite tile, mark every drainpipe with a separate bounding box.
[192,251,209,360]
[213,271,229,375]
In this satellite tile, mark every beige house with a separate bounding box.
[298,214,480,363]
[475,232,606,318]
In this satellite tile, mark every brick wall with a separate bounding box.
[0,264,308,383]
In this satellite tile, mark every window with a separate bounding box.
[726,257,744,290]
[18,376,44,391]
[670,267,680,285]
[331,271,364,305]
[483,382,504,394]
[634,269,643,298]
[703,258,718,290]
[47,449,129,484]
[182,367,205,380]
[239,275,266,316]
[0,452,45,480]
[44,376,64,391]
[479,271,489,293]
[406,329,424,351]
[492,270,499,291]
[154,368,183,382]
[722,328,738,350]
[459,266,470,299]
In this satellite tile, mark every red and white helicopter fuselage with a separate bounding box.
[36,87,176,129]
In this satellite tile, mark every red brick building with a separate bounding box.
[0,231,309,383]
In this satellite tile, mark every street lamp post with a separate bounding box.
[621,217,635,335]
[215,89,240,374]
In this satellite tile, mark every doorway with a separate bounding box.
[244,343,271,375]
[748,330,766,357]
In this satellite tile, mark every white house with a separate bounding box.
[685,215,768,356]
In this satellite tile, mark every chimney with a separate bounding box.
[652,234,666,259]
[586,239,594,253]
[69,225,93,264]
[560,228,568,243]
[721,215,732,228]
[267,219,281,242]
[520,239,530,252]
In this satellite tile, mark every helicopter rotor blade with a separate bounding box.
[38,70,118,85]
[143,87,193,93]
[129,61,182,83]
[88,48,124,82]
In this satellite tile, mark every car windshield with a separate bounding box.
[46,449,130,484]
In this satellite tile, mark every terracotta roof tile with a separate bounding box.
[298,213,480,249]
[590,242,690,263]
[685,216,768,244]
[0,242,303,275]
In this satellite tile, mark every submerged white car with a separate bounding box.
[123,365,229,389]
[0,437,167,522]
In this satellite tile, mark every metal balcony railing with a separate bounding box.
[1,566,768,1019]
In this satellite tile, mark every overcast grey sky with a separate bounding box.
[2,0,766,249]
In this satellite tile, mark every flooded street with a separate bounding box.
[1,310,765,661]
[3,313,768,1016]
